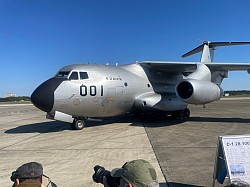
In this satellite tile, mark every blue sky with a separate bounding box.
[1,0,250,97]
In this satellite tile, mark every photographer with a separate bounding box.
[10,162,56,187]
[93,159,159,187]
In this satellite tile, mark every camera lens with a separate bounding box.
[92,165,104,183]
[92,165,120,187]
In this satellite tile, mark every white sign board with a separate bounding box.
[221,135,250,184]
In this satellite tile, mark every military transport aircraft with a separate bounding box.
[31,41,250,130]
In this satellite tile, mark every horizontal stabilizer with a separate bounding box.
[182,41,250,58]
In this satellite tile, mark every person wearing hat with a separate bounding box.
[104,159,159,187]
[10,162,56,187]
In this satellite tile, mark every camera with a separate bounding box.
[92,165,120,187]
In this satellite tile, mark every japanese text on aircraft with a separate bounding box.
[106,77,122,81]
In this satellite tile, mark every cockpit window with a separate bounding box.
[69,71,79,80]
[56,71,70,78]
[80,72,89,79]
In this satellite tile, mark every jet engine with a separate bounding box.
[176,79,223,105]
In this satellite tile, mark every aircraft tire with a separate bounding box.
[170,112,177,119]
[184,108,190,118]
[72,119,85,130]
[171,110,184,119]
[179,110,185,119]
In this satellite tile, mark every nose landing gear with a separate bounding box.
[71,118,86,130]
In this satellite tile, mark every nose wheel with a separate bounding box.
[71,118,86,130]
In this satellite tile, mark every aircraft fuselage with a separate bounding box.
[31,63,187,121]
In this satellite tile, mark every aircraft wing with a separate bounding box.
[139,61,250,74]
[139,61,197,73]
[205,63,250,72]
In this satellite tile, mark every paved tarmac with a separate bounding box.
[0,99,250,187]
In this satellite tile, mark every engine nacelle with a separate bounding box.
[176,79,223,105]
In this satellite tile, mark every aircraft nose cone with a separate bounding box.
[31,78,62,112]
[31,78,55,112]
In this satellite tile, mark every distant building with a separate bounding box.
[5,93,17,98]
[224,93,230,97]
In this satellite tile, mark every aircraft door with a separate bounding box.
[116,86,132,110]
[102,88,115,107]
[100,86,124,115]
[101,86,132,116]
[103,86,125,104]
[116,86,125,100]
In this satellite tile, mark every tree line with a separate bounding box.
[0,96,31,102]
[224,90,250,96]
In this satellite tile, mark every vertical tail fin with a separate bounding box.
[200,42,214,63]
[182,41,250,63]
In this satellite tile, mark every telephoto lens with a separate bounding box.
[92,165,120,187]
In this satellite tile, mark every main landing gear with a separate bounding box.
[71,118,87,130]
[171,108,190,119]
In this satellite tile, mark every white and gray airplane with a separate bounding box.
[31,41,250,130]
